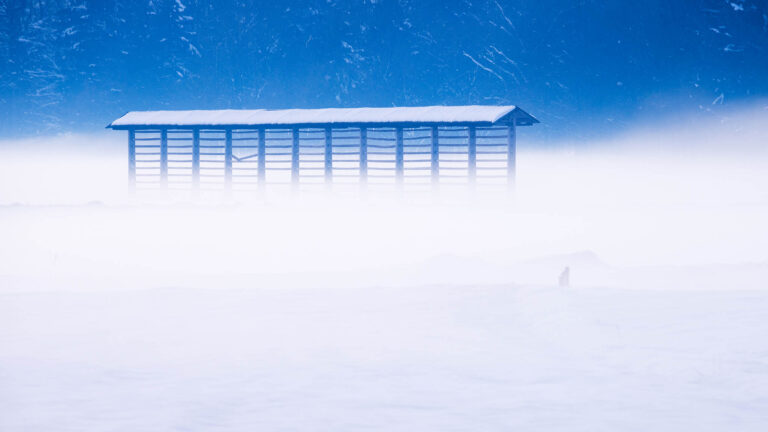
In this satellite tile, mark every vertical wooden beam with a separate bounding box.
[224,128,233,191]
[128,129,136,191]
[359,127,368,187]
[324,127,333,185]
[430,126,439,187]
[507,119,517,189]
[192,128,200,192]
[291,128,300,188]
[468,125,477,185]
[258,127,266,187]
[160,128,168,188]
[395,127,404,185]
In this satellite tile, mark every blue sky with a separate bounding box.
[1,0,766,138]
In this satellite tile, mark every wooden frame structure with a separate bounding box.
[108,105,538,192]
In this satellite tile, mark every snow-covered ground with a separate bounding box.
[2,108,768,430]
[2,284,768,431]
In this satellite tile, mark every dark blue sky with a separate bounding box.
[1,0,766,138]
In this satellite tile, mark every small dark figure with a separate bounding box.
[559,266,570,287]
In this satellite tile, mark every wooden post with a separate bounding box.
[325,127,333,185]
[160,128,168,188]
[360,127,368,187]
[225,129,233,191]
[507,119,517,189]
[292,128,300,188]
[468,125,477,185]
[395,127,404,185]
[192,128,200,192]
[258,127,266,187]
[431,126,439,187]
[128,129,136,191]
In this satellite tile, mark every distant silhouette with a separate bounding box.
[559,267,570,287]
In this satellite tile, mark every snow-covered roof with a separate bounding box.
[108,105,538,128]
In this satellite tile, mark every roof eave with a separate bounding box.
[107,120,517,130]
